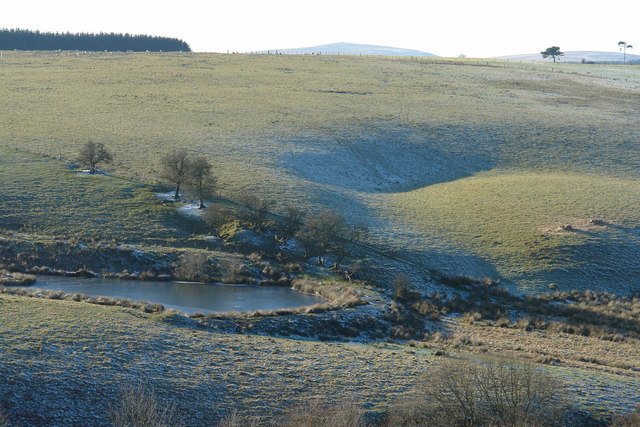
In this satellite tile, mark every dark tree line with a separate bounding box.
[0,28,190,52]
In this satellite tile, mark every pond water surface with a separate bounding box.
[32,276,325,314]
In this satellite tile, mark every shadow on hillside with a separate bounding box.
[282,122,495,194]
[518,230,640,295]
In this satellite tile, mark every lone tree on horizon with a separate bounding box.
[77,141,112,174]
[618,41,633,64]
[541,46,564,63]
[159,149,191,200]
[186,156,216,209]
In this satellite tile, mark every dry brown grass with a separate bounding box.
[432,318,640,374]
[0,270,36,286]
[204,278,366,319]
[219,400,366,427]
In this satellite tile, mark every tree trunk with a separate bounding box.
[174,183,181,200]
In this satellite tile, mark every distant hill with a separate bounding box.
[494,50,640,64]
[0,28,191,52]
[256,42,437,57]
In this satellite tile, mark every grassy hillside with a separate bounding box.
[386,171,640,292]
[1,292,638,425]
[0,51,638,292]
[0,149,195,243]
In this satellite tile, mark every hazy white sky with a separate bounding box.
[4,0,639,57]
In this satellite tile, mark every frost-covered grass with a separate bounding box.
[0,291,638,425]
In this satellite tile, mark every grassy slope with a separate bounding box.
[0,149,194,243]
[0,293,638,425]
[0,51,638,291]
[386,172,640,292]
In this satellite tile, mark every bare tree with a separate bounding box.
[296,210,349,265]
[236,192,274,231]
[618,41,633,64]
[159,149,191,200]
[77,140,112,174]
[388,357,568,427]
[185,156,216,209]
[275,205,305,243]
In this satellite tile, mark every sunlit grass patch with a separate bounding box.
[388,171,640,291]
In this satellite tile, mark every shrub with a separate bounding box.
[392,274,422,303]
[219,256,249,283]
[203,203,239,232]
[173,252,213,282]
[109,385,183,427]
[281,399,366,427]
[387,357,567,427]
[275,205,305,242]
[612,406,640,426]
[0,406,10,427]
[237,193,274,231]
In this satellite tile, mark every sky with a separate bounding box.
[3,0,639,57]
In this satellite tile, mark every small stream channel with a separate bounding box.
[31,276,325,314]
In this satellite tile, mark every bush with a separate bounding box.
[203,203,239,232]
[173,252,214,282]
[237,193,274,231]
[387,358,567,426]
[275,205,305,243]
[0,406,10,427]
[109,385,183,427]
[612,406,640,426]
[281,399,366,427]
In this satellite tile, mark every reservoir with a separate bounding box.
[31,275,325,314]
